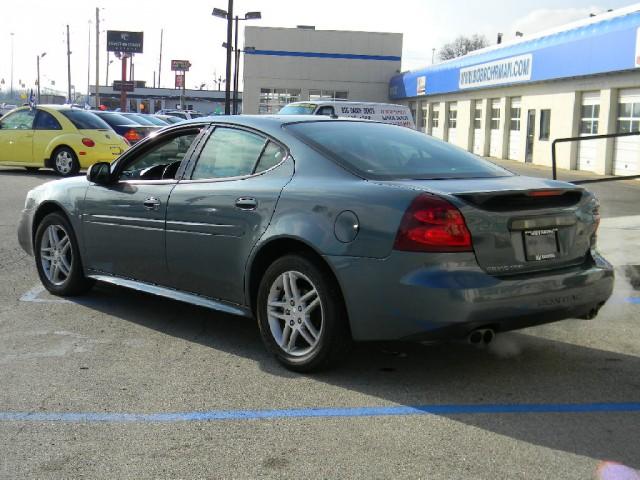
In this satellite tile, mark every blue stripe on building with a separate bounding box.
[390,10,640,99]
[246,49,401,62]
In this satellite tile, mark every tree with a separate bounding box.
[438,34,489,61]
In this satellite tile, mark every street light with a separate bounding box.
[221,41,256,114]
[212,4,261,114]
[37,52,47,103]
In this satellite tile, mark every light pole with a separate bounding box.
[105,55,114,87]
[212,3,234,114]
[10,33,14,98]
[223,42,255,114]
[233,12,260,114]
[36,52,47,103]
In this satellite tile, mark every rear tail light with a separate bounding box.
[394,194,472,252]
[124,129,141,143]
[81,137,95,147]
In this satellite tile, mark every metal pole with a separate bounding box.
[36,56,40,103]
[96,7,100,107]
[105,53,110,87]
[224,0,234,114]
[182,71,186,110]
[158,29,163,88]
[10,33,14,98]
[87,21,91,105]
[232,15,239,114]
[66,25,72,103]
[120,55,127,111]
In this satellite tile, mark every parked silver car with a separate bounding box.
[17,116,614,371]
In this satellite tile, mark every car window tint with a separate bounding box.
[1,110,35,129]
[121,132,199,180]
[255,141,286,173]
[191,128,266,179]
[34,110,62,130]
[316,106,335,116]
[60,110,112,130]
[96,112,139,126]
[287,121,513,180]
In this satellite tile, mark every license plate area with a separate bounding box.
[523,228,559,261]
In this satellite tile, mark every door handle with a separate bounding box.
[235,197,257,210]
[143,197,161,210]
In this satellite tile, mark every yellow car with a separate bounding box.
[0,105,129,176]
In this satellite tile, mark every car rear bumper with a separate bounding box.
[326,250,614,342]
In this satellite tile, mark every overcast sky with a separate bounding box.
[0,0,636,97]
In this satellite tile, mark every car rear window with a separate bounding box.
[96,112,140,126]
[279,104,317,115]
[286,121,512,180]
[60,110,111,130]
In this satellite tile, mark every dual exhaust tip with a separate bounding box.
[467,328,495,345]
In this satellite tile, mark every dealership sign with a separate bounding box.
[459,54,532,89]
[171,60,191,72]
[107,31,144,53]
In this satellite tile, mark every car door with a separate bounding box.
[32,109,63,165]
[82,125,205,284]
[165,125,294,304]
[0,109,36,164]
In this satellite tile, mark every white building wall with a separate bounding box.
[403,70,640,175]
[243,27,402,114]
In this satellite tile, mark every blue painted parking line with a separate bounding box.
[626,297,640,304]
[1,402,639,423]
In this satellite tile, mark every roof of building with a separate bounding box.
[390,4,640,100]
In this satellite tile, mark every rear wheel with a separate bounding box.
[34,212,94,296]
[256,254,352,372]
[52,147,79,176]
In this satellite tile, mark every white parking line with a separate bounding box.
[19,285,71,304]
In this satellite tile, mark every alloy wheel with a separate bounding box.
[267,270,324,357]
[40,224,72,286]
[55,150,73,175]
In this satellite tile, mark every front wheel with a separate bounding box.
[34,212,94,296]
[256,254,352,372]
[52,147,80,176]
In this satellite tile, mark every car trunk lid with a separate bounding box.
[380,176,598,276]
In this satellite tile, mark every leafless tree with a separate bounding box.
[439,34,489,61]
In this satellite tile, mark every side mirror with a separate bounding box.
[87,162,112,185]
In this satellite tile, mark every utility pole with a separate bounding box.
[232,15,239,114]
[66,25,72,103]
[224,0,233,114]
[95,7,100,107]
[87,21,91,105]
[158,28,163,88]
[105,53,110,87]
[37,55,41,103]
[10,33,14,98]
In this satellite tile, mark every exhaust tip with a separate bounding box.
[468,331,483,345]
[483,329,495,344]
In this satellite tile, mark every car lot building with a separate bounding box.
[242,26,402,114]
[389,5,640,176]
[89,85,236,115]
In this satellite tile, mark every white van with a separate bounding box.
[278,101,415,129]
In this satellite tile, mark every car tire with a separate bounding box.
[34,212,95,296]
[256,254,352,372]
[51,147,80,176]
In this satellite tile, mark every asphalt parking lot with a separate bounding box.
[0,165,639,479]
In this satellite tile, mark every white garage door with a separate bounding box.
[577,92,600,172]
[614,89,640,176]
[472,101,483,155]
[431,105,442,139]
[508,98,522,160]
[489,99,501,158]
[447,102,457,145]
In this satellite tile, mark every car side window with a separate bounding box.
[316,106,335,116]
[1,110,35,130]
[34,110,62,130]
[255,141,286,173]
[120,130,199,180]
[191,127,266,179]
